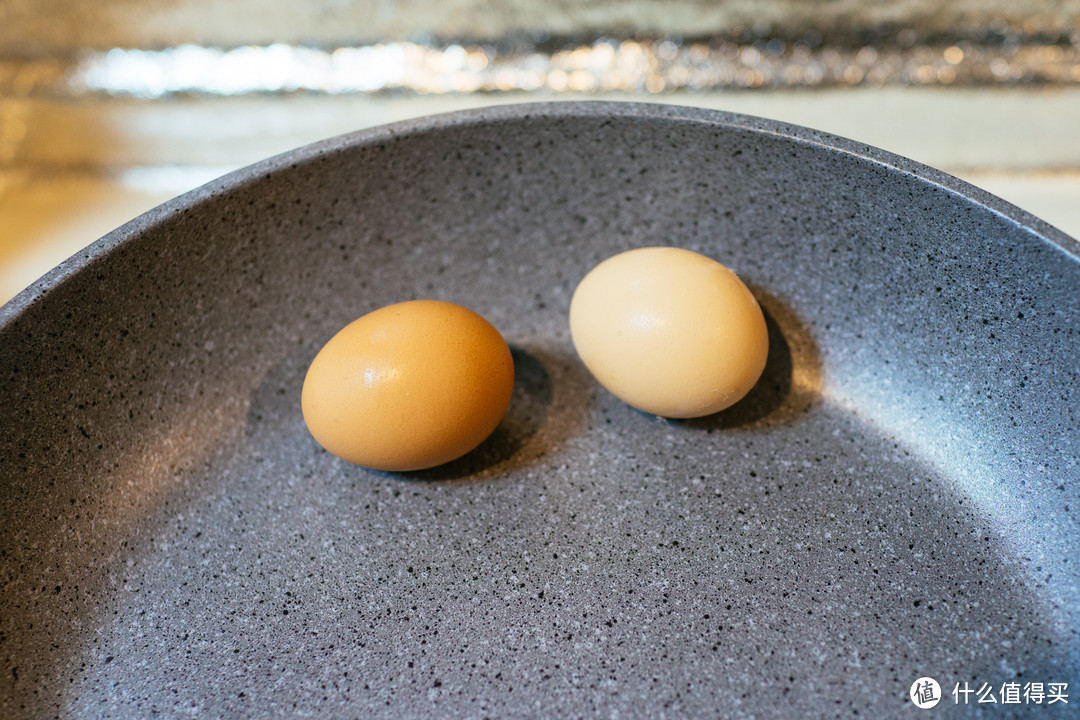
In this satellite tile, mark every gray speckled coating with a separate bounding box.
[1,102,1078,719]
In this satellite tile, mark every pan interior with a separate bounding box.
[2,104,1077,717]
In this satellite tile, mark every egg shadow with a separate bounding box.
[667,286,823,432]
[385,344,562,482]
[245,340,585,484]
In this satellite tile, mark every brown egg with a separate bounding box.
[569,247,768,418]
[301,300,514,471]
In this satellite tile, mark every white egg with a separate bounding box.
[569,247,768,418]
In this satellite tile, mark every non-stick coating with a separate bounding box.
[2,103,1078,718]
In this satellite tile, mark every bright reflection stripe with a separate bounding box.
[54,38,1080,98]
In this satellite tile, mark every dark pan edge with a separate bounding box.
[3,100,1078,332]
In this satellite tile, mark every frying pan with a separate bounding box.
[2,102,1078,718]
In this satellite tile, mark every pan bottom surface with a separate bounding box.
[48,341,1074,719]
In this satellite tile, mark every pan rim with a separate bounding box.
[2,99,1078,330]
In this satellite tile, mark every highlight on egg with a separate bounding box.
[301,300,515,471]
[568,246,769,419]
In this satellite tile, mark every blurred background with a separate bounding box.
[1,0,1079,303]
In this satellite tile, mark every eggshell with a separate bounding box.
[569,247,768,418]
[302,300,514,471]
